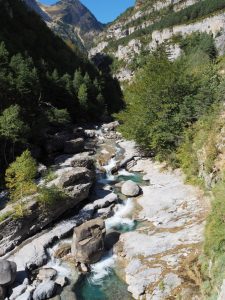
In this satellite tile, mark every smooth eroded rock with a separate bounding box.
[70,152,94,169]
[33,280,57,300]
[0,260,17,286]
[37,268,57,281]
[72,218,106,264]
[121,180,140,197]
[57,168,91,188]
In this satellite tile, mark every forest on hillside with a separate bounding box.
[0,0,123,183]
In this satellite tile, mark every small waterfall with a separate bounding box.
[105,198,135,231]
[45,242,71,277]
[103,158,117,181]
[90,250,116,285]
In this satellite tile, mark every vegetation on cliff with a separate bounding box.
[116,33,225,298]
[0,0,123,183]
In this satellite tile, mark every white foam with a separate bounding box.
[45,242,71,277]
[90,251,116,285]
[105,198,135,230]
[103,157,117,181]
[117,169,135,176]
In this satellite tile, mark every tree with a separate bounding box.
[10,54,39,97]
[73,69,83,93]
[0,105,29,163]
[78,83,88,111]
[5,150,37,201]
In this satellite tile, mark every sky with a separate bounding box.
[39,0,135,23]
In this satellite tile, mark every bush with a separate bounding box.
[5,150,37,201]
[37,186,67,208]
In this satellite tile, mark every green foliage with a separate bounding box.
[201,180,225,299]
[43,169,57,183]
[180,32,217,59]
[0,210,13,223]
[78,83,88,110]
[0,105,29,143]
[5,150,37,201]
[37,186,67,208]
[0,0,123,175]
[46,108,71,126]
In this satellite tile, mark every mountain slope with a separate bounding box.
[0,0,123,173]
[25,0,103,50]
[90,0,225,81]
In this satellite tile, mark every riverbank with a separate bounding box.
[0,123,211,300]
[114,155,210,299]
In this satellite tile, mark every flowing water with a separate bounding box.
[46,137,144,299]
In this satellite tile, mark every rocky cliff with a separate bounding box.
[90,0,225,81]
[24,0,103,50]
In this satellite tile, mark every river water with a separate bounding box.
[45,137,145,299]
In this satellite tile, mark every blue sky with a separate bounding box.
[39,0,135,23]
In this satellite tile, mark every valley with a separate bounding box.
[1,0,225,299]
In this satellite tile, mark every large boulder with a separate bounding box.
[64,138,84,154]
[33,280,57,300]
[70,152,94,170]
[37,268,57,281]
[57,168,92,188]
[0,260,17,286]
[16,290,32,300]
[9,283,27,300]
[72,218,106,264]
[121,180,140,197]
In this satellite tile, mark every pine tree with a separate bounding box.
[73,69,83,93]
[78,83,88,111]
[0,105,29,163]
[5,150,37,201]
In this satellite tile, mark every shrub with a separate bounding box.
[37,186,67,208]
[5,150,37,201]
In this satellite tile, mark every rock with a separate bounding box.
[9,283,27,300]
[104,231,121,250]
[72,218,106,264]
[64,138,84,154]
[80,263,88,273]
[84,130,96,138]
[0,286,6,300]
[102,121,119,132]
[55,276,68,288]
[33,280,57,300]
[54,244,71,259]
[16,290,32,300]
[45,138,64,154]
[37,164,47,177]
[70,152,94,169]
[92,193,118,209]
[37,268,57,281]
[73,127,84,137]
[57,168,91,188]
[96,205,114,218]
[0,260,17,286]
[121,180,140,197]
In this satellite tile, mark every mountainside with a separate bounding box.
[0,0,123,175]
[90,0,225,81]
[25,0,103,50]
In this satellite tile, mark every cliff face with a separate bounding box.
[24,0,103,50]
[90,0,225,81]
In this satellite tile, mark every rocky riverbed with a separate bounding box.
[0,122,210,300]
